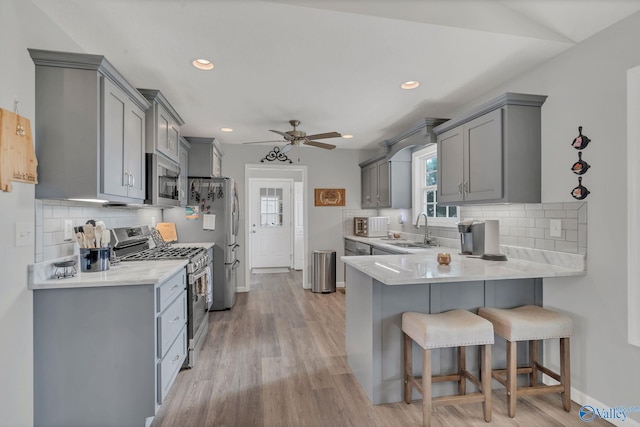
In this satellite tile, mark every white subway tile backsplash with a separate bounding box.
[545,210,565,218]
[43,218,60,233]
[457,201,587,255]
[51,205,69,218]
[516,237,535,248]
[555,240,578,253]
[527,228,545,239]
[535,239,556,250]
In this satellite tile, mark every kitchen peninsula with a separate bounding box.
[342,248,585,405]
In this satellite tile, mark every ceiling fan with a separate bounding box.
[243,120,341,153]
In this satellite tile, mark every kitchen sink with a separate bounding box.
[387,242,434,249]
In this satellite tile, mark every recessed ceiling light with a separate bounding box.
[401,81,420,90]
[342,134,354,139]
[220,127,233,132]
[192,58,214,70]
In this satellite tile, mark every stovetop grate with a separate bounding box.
[119,246,205,261]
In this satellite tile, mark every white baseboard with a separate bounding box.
[236,286,248,293]
[543,378,640,426]
[337,281,345,288]
[251,267,290,274]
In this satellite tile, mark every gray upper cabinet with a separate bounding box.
[360,150,412,209]
[178,137,190,207]
[185,137,224,177]
[435,93,547,205]
[29,49,151,203]
[360,118,445,209]
[138,89,185,163]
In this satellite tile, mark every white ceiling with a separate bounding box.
[31,0,640,150]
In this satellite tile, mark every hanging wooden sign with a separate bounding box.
[0,108,38,192]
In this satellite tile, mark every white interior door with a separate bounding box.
[250,179,292,269]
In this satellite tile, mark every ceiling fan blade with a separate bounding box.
[242,140,285,145]
[304,131,341,140]
[303,140,336,150]
[270,130,294,140]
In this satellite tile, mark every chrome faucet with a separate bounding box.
[415,212,432,245]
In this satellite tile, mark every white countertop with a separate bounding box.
[28,258,188,290]
[344,235,437,254]
[342,250,586,285]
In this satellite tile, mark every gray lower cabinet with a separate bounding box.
[33,268,187,427]
[435,92,547,205]
[29,49,151,203]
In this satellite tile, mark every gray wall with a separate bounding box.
[0,1,85,425]
[442,11,640,422]
[219,143,373,287]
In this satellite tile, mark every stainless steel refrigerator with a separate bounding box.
[164,177,239,310]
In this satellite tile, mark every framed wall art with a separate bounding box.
[314,188,345,206]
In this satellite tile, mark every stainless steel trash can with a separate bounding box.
[312,250,336,293]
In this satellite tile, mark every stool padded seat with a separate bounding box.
[402,309,494,350]
[478,305,573,341]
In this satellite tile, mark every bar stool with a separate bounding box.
[478,305,573,418]
[402,309,494,427]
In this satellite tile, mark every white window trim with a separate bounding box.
[411,145,459,228]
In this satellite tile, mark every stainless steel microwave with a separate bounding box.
[145,153,180,207]
[354,216,388,237]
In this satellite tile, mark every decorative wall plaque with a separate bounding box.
[314,188,345,206]
[261,146,292,164]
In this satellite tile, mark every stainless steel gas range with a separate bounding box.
[112,226,210,368]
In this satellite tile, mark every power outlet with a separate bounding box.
[550,219,562,237]
[63,220,73,241]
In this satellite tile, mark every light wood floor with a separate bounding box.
[152,271,611,427]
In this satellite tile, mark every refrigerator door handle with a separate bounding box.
[227,259,240,269]
[230,243,240,251]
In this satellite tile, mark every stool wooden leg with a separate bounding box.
[422,348,432,427]
[560,337,571,412]
[458,346,466,395]
[404,333,412,404]
[529,339,539,386]
[481,344,492,422]
[506,340,517,418]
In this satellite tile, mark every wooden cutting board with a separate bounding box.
[0,108,38,192]
[156,222,178,243]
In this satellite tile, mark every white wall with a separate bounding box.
[220,143,371,286]
[442,11,640,422]
[0,2,83,425]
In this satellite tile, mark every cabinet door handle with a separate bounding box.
[170,354,180,364]
[170,315,181,323]
[124,171,129,187]
[170,284,179,291]
[463,181,469,194]
[458,182,463,195]
[130,173,135,187]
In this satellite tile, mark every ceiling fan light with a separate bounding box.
[401,80,420,90]
[192,58,214,70]
[220,127,233,132]
[280,144,293,154]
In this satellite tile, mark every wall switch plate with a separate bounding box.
[63,220,73,241]
[15,222,34,247]
[550,219,562,237]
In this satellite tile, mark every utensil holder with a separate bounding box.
[80,247,110,272]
